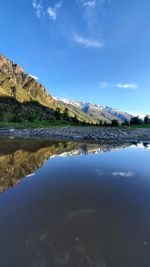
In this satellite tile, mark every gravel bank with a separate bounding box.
[0,126,150,142]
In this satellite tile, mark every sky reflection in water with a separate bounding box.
[0,139,150,267]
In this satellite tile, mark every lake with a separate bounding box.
[0,138,150,267]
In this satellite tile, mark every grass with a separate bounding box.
[124,124,150,129]
[0,120,75,128]
[0,120,150,129]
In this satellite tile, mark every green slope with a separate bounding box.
[0,54,97,124]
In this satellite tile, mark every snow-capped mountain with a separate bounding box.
[59,99,133,123]
[59,98,83,109]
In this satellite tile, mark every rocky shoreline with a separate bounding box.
[0,126,150,143]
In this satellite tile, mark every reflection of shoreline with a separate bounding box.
[0,139,144,193]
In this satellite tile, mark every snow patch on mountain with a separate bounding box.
[59,98,133,122]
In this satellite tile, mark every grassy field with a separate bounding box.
[0,120,75,128]
[122,124,150,129]
[0,121,150,129]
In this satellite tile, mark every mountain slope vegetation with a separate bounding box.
[0,54,97,124]
[0,54,132,124]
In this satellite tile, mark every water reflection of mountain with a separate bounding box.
[0,139,130,192]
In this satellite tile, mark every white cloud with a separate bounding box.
[99,82,108,89]
[47,1,63,21]
[112,171,134,177]
[32,0,63,20]
[96,169,134,177]
[47,7,57,20]
[99,81,139,90]
[55,1,63,9]
[115,83,138,90]
[29,74,39,80]
[82,0,96,8]
[73,33,103,48]
[32,0,43,18]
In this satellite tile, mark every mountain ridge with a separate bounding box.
[0,53,96,123]
[0,53,133,124]
[58,98,133,123]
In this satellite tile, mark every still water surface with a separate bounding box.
[0,139,150,267]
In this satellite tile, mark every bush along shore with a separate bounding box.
[0,126,150,143]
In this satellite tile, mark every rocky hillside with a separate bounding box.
[0,54,57,108]
[0,53,133,124]
[0,54,96,123]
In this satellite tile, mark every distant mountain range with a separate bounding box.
[0,53,133,124]
[58,99,133,123]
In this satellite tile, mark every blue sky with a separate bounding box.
[0,0,150,115]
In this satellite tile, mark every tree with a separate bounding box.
[130,116,143,125]
[111,119,119,127]
[54,108,61,120]
[103,121,108,127]
[27,112,34,122]
[63,108,69,120]
[12,105,23,122]
[72,115,79,124]
[0,106,4,121]
[144,115,150,124]
[122,120,130,126]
